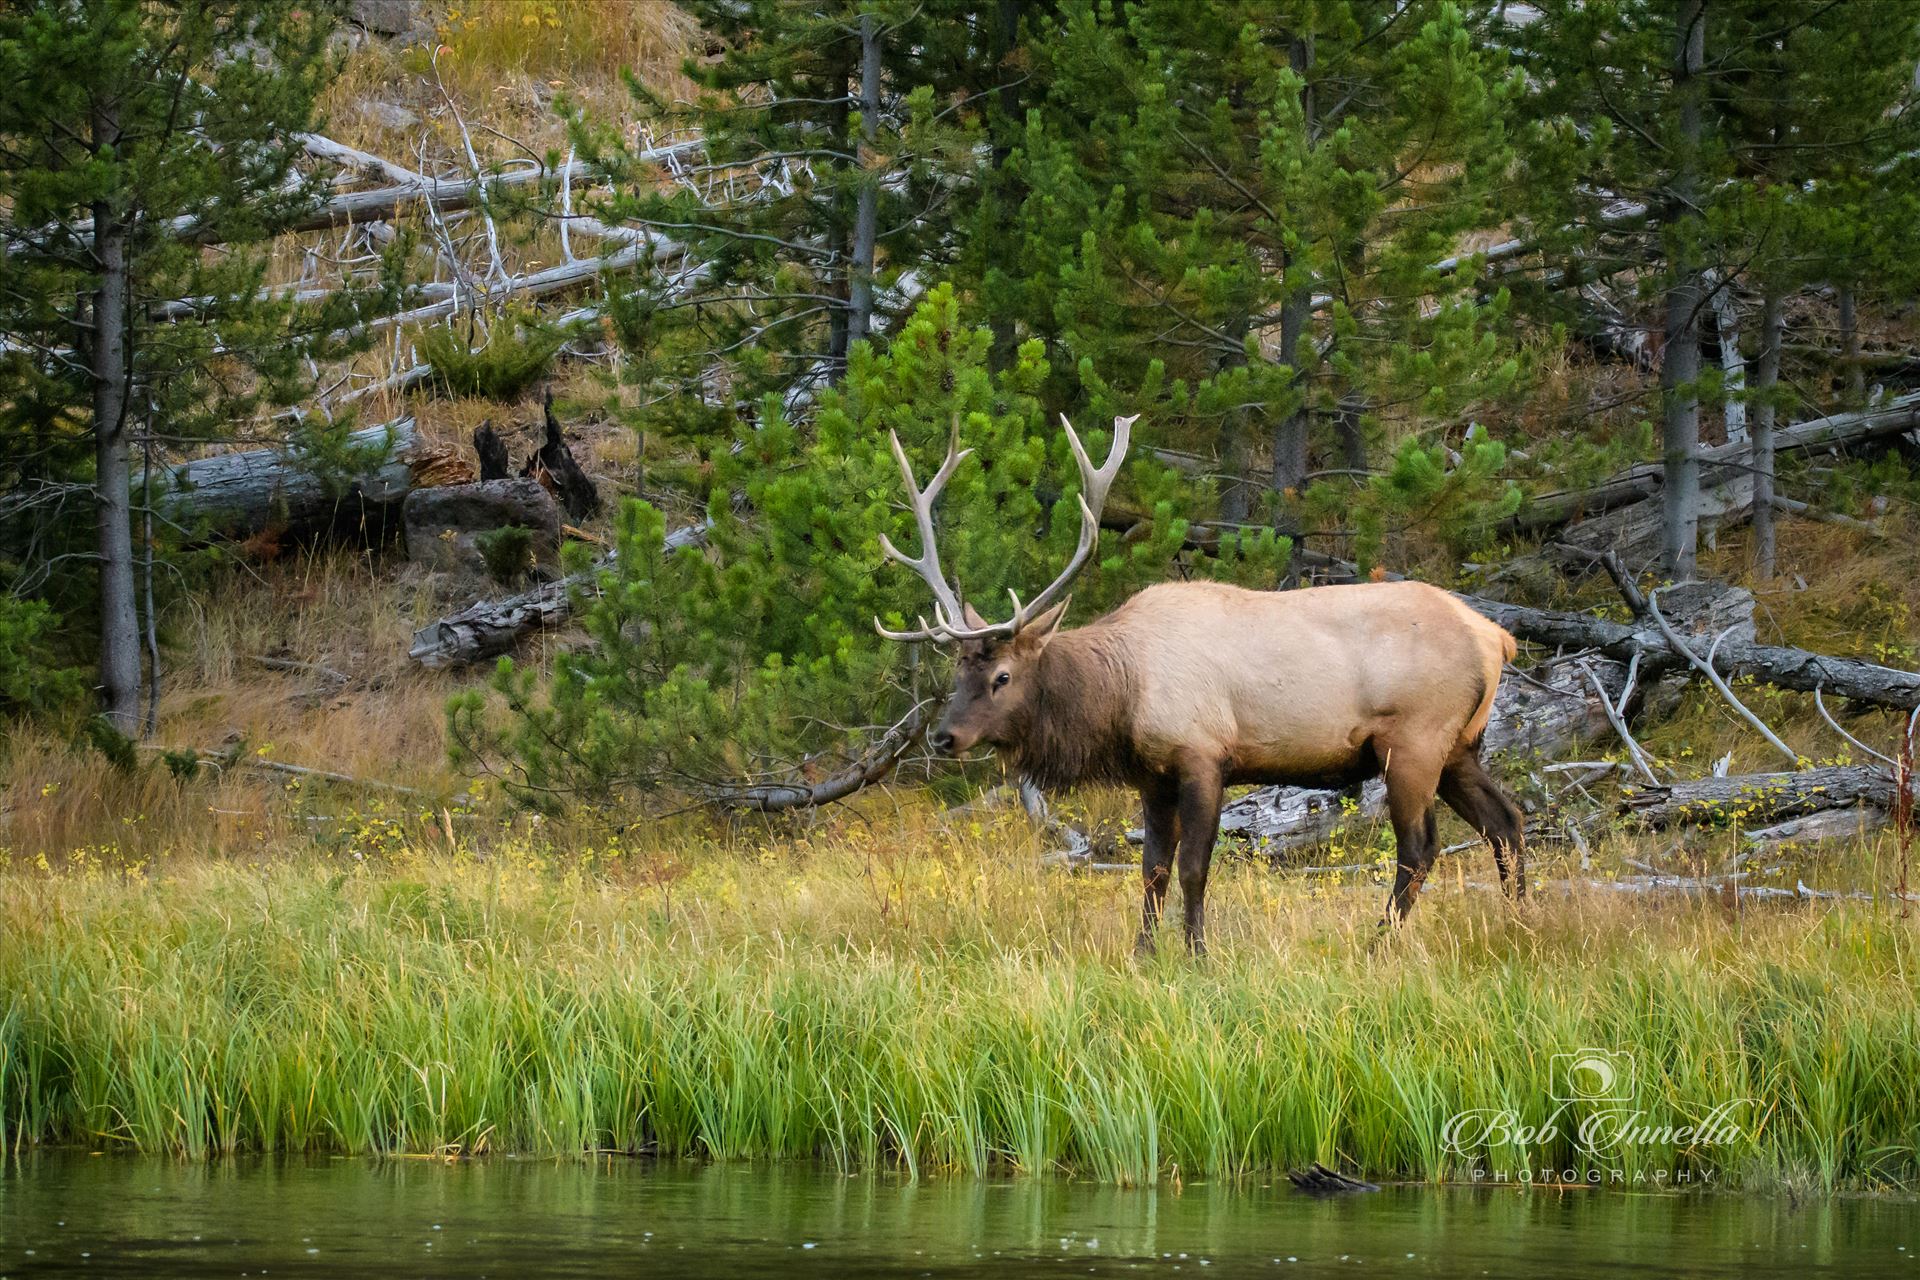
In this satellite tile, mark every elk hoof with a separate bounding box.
[1132,933,1157,962]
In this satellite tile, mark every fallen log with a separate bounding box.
[709,702,933,812]
[1743,805,1888,848]
[1619,765,1896,829]
[79,143,701,247]
[1459,594,1920,710]
[298,132,431,187]
[1515,874,1897,903]
[408,523,709,669]
[1509,390,1920,536]
[148,418,422,542]
[408,574,574,670]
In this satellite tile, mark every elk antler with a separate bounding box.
[873,413,1137,644]
[873,418,974,642]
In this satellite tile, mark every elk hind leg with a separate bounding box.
[1382,751,1444,924]
[1438,752,1528,900]
[1174,761,1224,956]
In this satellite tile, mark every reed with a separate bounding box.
[3,831,1917,1191]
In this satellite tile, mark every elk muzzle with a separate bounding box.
[928,713,978,756]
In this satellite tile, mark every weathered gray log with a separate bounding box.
[1460,594,1920,710]
[149,418,418,541]
[1553,474,1753,569]
[1743,805,1888,849]
[298,132,429,187]
[1620,765,1896,829]
[1509,390,1920,536]
[408,523,708,669]
[72,143,696,249]
[407,574,575,670]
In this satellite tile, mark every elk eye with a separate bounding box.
[992,670,1010,689]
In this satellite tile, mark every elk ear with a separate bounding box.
[1017,597,1070,653]
[960,601,989,630]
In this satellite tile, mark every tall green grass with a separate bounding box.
[3,848,1918,1190]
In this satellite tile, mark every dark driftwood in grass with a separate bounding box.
[408,523,709,669]
[1619,765,1896,829]
[473,421,511,481]
[523,391,599,520]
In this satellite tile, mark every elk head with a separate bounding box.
[872,413,1136,755]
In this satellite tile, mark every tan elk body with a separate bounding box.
[879,415,1527,952]
[1003,578,1514,786]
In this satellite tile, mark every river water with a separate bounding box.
[2,1153,1915,1277]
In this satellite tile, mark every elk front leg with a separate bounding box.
[1175,763,1225,956]
[1136,782,1178,958]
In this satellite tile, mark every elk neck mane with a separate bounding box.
[1011,623,1143,790]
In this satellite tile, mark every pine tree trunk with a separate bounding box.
[824,39,855,379]
[1707,269,1745,444]
[987,0,1023,367]
[1659,0,1706,581]
[1751,286,1784,578]
[846,13,882,349]
[1217,311,1251,524]
[1334,389,1367,471]
[91,219,139,732]
[1839,283,1864,403]
[1269,34,1316,518]
[141,429,161,738]
[1270,289,1311,496]
[89,95,140,734]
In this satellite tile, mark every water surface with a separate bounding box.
[3,1154,1915,1277]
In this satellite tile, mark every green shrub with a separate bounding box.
[0,595,85,723]
[475,525,537,585]
[418,312,562,400]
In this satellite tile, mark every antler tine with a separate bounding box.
[873,420,973,640]
[1008,413,1136,627]
[873,413,1138,644]
[873,613,946,642]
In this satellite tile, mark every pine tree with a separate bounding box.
[574,0,980,454]
[0,0,389,732]
[450,286,1284,807]
[1708,2,1920,576]
[1509,0,1726,580]
[1513,0,1920,580]
[987,0,1522,542]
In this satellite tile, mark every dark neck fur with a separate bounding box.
[1009,625,1142,790]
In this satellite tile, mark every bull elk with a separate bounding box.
[875,414,1526,954]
